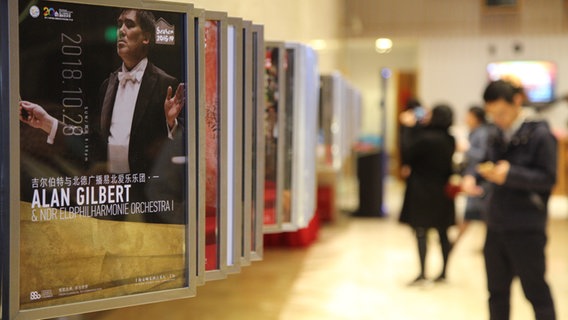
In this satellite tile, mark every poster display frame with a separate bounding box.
[320,72,347,170]
[203,10,229,282]
[249,24,265,261]
[192,7,206,286]
[284,42,319,230]
[1,0,9,316]
[262,41,286,234]
[239,19,253,266]
[3,0,198,319]
[224,16,244,275]
[281,45,296,231]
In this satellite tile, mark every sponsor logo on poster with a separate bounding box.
[29,6,41,18]
[41,6,74,22]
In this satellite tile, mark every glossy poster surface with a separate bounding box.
[286,43,319,229]
[204,19,220,271]
[282,48,294,225]
[263,46,280,227]
[17,1,190,309]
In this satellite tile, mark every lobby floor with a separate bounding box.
[72,179,568,320]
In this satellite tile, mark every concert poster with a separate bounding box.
[204,17,221,273]
[262,43,283,231]
[15,0,195,314]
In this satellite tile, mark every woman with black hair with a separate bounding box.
[399,104,456,285]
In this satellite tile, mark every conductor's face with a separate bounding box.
[117,10,150,69]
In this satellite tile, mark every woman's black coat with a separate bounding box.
[399,126,456,229]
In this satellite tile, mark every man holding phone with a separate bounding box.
[462,79,557,320]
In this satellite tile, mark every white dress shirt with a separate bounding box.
[47,57,178,173]
[107,58,148,173]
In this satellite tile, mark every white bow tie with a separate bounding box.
[118,70,142,86]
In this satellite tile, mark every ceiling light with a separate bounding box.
[375,38,393,53]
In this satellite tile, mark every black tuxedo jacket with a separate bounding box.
[54,61,181,175]
[54,62,186,223]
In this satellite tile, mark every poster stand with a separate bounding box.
[3,1,198,318]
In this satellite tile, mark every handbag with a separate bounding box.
[444,174,462,199]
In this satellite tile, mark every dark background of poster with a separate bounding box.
[18,1,187,203]
[19,1,186,102]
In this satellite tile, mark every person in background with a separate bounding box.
[399,98,426,179]
[399,104,456,285]
[454,105,490,245]
[462,79,557,320]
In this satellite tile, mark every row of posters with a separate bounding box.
[1,1,266,318]
[263,42,320,233]
[261,46,363,232]
[1,1,337,319]
[320,72,363,170]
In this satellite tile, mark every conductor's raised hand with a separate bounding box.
[164,83,185,129]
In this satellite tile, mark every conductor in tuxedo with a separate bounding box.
[19,9,186,224]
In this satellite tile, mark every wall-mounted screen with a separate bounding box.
[487,60,557,105]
